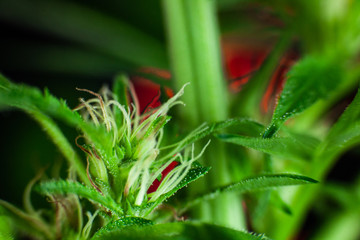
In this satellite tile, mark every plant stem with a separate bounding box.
[162,0,245,229]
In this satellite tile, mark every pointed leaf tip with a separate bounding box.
[265,56,342,136]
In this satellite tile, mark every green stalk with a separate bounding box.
[162,0,245,229]
[161,0,199,126]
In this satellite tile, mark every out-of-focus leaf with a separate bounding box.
[321,183,359,209]
[0,74,10,89]
[312,211,360,240]
[217,133,319,161]
[0,201,52,239]
[113,75,130,107]
[182,174,317,211]
[0,215,14,240]
[0,0,167,68]
[321,88,360,158]
[91,221,272,240]
[0,42,134,76]
[263,56,342,138]
[92,217,153,240]
[271,191,292,215]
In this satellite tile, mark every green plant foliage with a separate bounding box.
[35,180,124,216]
[113,75,130,107]
[0,201,53,239]
[0,74,10,89]
[263,56,343,138]
[217,133,319,161]
[182,174,317,211]
[0,74,110,184]
[144,166,210,216]
[321,88,360,158]
[91,221,272,240]
[270,191,293,215]
[0,215,14,240]
[161,118,264,160]
[92,217,153,239]
[0,76,232,238]
[0,74,111,153]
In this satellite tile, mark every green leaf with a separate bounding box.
[271,191,293,215]
[0,76,111,151]
[217,133,318,161]
[0,74,10,89]
[0,75,128,197]
[144,166,210,216]
[263,56,342,138]
[92,217,153,240]
[321,88,360,157]
[0,76,122,181]
[35,180,123,216]
[91,221,272,240]
[0,215,14,240]
[112,75,129,131]
[113,75,129,107]
[0,200,53,239]
[143,116,171,139]
[182,174,317,211]
[160,118,264,161]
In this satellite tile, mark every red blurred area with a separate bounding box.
[132,39,298,116]
[261,49,298,112]
[223,41,268,92]
[131,67,173,113]
[222,39,299,112]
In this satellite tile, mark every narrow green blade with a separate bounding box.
[35,180,123,216]
[91,221,272,240]
[217,133,319,161]
[182,174,317,211]
[144,166,210,216]
[92,217,153,240]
